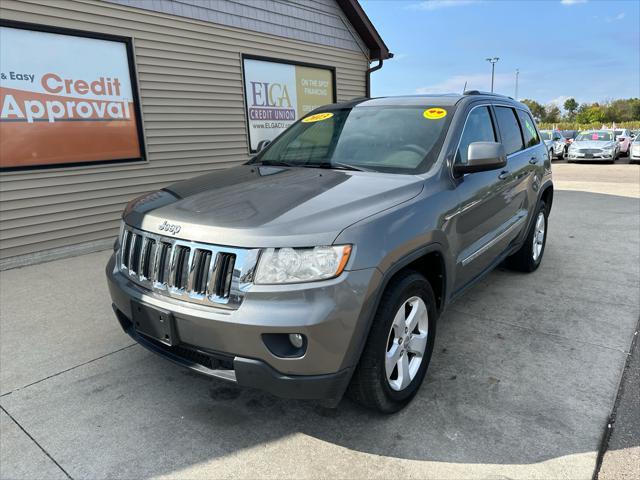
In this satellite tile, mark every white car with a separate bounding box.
[614,129,632,156]
[630,138,640,164]
[540,130,565,160]
[567,130,619,163]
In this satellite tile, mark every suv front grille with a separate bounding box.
[119,225,256,309]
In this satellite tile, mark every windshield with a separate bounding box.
[561,130,577,138]
[255,106,453,174]
[576,131,613,142]
[540,131,552,140]
[614,130,623,136]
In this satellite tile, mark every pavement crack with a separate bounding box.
[0,343,136,398]
[1,405,73,480]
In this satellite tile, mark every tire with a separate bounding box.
[347,270,437,413]
[505,201,548,272]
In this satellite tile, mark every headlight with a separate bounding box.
[254,245,352,284]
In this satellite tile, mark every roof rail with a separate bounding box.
[463,90,514,100]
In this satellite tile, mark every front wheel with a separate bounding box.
[347,271,437,413]
[505,201,548,272]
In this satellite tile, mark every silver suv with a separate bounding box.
[107,92,553,413]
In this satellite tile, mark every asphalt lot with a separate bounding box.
[1,163,639,480]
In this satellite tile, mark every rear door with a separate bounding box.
[493,106,537,246]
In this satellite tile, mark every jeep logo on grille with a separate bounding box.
[158,220,181,235]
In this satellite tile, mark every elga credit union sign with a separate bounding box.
[242,56,335,152]
[0,24,143,170]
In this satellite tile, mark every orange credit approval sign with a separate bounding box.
[0,26,143,170]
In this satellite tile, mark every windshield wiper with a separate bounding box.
[302,162,370,172]
[253,160,296,167]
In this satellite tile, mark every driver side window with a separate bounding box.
[455,106,496,164]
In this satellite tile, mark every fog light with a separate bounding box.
[289,333,304,348]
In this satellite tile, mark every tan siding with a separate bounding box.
[0,0,369,260]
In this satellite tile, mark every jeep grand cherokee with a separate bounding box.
[107,92,553,413]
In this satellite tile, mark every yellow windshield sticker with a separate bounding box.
[423,108,447,120]
[302,112,334,123]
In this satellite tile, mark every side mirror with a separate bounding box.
[454,142,507,175]
[256,139,271,152]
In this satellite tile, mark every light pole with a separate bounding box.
[485,57,499,93]
[515,68,519,100]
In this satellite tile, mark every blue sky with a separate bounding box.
[361,0,639,108]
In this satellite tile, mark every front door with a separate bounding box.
[450,104,514,292]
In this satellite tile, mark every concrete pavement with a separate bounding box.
[1,163,639,479]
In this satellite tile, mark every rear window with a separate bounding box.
[494,107,524,155]
[517,110,540,148]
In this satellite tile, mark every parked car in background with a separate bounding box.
[614,129,632,156]
[106,93,553,413]
[560,130,579,156]
[630,137,640,164]
[567,130,619,162]
[540,130,565,159]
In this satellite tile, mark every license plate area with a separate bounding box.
[584,153,593,158]
[131,301,176,346]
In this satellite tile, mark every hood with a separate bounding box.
[124,165,424,247]
[572,140,615,149]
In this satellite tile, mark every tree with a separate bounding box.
[563,98,579,120]
[521,99,545,122]
[575,105,606,124]
[545,105,562,123]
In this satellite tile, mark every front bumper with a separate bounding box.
[106,253,381,400]
[567,152,615,161]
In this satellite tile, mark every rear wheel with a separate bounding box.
[506,201,548,272]
[348,271,437,413]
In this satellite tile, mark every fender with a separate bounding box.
[341,242,449,373]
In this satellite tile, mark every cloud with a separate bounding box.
[560,0,587,5]
[548,95,572,111]
[607,12,626,22]
[392,53,410,61]
[416,72,515,95]
[407,0,480,11]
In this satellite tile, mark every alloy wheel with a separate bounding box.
[532,211,546,261]
[385,296,429,391]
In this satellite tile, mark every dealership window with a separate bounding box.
[242,55,336,153]
[0,21,144,171]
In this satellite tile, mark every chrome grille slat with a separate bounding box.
[117,225,258,310]
[127,233,138,274]
[138,237,149,278]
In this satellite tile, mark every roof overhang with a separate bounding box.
[336,0,392,61]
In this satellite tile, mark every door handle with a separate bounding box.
[529,156,539,164]
[498,170,510,180]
